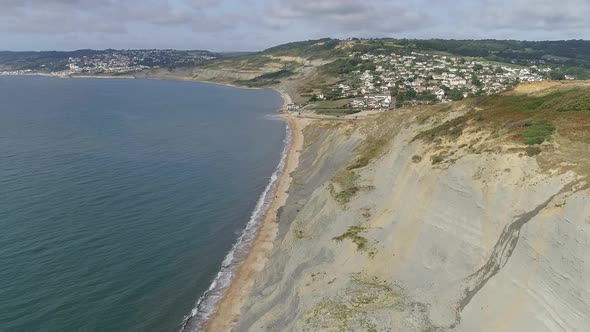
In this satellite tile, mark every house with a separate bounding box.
[434,89,446,101]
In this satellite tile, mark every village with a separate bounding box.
[0,49,216,77]
[288,50,558,115]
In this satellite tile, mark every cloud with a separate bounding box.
[266,0,433,35]
[0,0,589,51]
[476,0,590,30]
[0,0,231,34]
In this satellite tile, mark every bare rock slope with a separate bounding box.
[235,83,590,332]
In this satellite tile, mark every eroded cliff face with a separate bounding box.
[234,94,590,331]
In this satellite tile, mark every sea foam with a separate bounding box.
[181,121,291,331]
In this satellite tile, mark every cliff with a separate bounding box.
[223,81,590,331]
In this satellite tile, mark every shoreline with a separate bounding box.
[180,87,298,332]
[201,98,306,332]
[1,71,300,330]
[0,71,272,91]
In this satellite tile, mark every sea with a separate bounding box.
[0,76,287,331]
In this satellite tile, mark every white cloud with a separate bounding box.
[0,0,588,50]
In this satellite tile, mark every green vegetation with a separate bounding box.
[315,38,590,79]
[311,98,353,109]
[305,274,402,331]
[543,88,590,112]
[330,137,387,205]
[413,115,469,142]
[263,38,344,59]
[347,138,388,170]
[294,229,305,239]
[395,39,590,78]
[235,69,296,87]
[253,69,294,80]
[522,118,555,145]
[448,88,465,101]
[322,57,377,75]
[315,109,360,116]
[413,86,590,150]
[431,154,445,165]
[310,98,360,116]
[330,169,361,205]
[333,225,368,251]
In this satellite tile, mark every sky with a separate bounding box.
[0,0,588,51]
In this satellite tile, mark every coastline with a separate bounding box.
[200,94,306,331]
[1,72,300,330]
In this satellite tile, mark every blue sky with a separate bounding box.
[0,0,588,51]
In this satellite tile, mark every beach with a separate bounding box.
[201,91,308,331]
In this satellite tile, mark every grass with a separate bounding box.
[347,138,388,170]
[545,88,590,112]
[331,169,361,205]
[311,98,354,109]
[333,226,368,251]
[234,79,279,87]
[431,154,445,165]
[252,69,294,80]
[305,274,402,331]
[413,86,590,147]
[294,229,305,239]
[311,98,358,116]
[412,114,469,142]
[522,118,555,145]
[330,137,387,205]
[315,109,360,116]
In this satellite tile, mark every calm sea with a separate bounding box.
[0,76,286,331]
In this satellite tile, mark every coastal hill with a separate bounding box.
[208,80,590,331]
[184,40,590,331]
[150,38,590,112]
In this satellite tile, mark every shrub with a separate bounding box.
[431,155,444,164]
[333,226,368,251]
[522,118,555,145]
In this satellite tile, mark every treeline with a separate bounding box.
[321,58,377,75]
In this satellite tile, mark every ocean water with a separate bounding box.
[0,76,286,331]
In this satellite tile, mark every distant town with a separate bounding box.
[0,49,216,77]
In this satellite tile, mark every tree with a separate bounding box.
[550,71,566,80]
[471,74,483,87]
[448,89,464,101]
[416,92,437,102]
[405,88,417,99]
[473,64,484,71]
[390,87,399,97]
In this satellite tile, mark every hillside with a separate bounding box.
[148,38,590,113]
[207,81,590,331]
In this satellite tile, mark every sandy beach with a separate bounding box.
[202,91,308,331]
